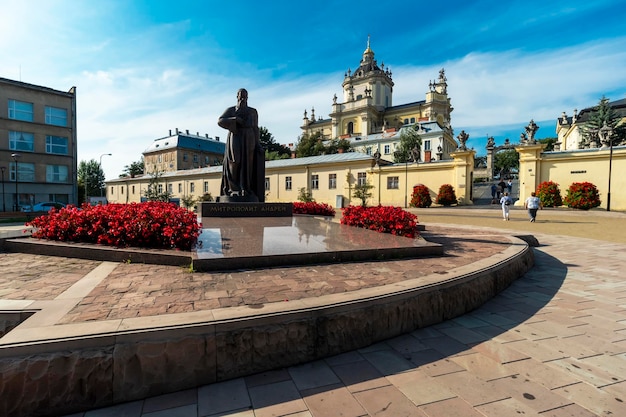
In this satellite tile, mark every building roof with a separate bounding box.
[349,121,445,144]
[0,77,75,97]
[143,133,226,154]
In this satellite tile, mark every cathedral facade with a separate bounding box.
[300,39,458,162]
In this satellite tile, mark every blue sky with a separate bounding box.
[2,0,625,179]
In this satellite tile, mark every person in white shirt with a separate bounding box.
[524,192,542,222]
[500,192,512,221]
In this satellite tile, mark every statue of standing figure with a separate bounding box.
[218,88,265,202]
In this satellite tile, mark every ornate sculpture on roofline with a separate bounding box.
[456,130,469,150]
[524,119,539,144]
[218,88,265,202]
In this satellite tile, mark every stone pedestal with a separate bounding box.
[200,202,292,218]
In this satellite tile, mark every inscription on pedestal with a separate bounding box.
[200,202,293,217]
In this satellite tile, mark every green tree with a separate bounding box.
[582,96,626,147]
[394,125,422,163]
[494,149,519,178]
[78,159,106,203]
[352,178,374,207]
[295,132,327,158]
[143,168,172,202]
[180,195,197,210]
[120,158,144,178]
[297,187,315,202]
[538,138,557,151]
[260,126,291,160]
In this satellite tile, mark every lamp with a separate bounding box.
[99,153,112,197]
[598,122,614,211]
[11,153,21,211]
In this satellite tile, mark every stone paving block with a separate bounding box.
[353,385,427,416]
[247,380,307,417]
[362,349,417,376]
[330,359,389,393]
[197,378,250,417]
[419,335,473,357]
[83,400,143,417]
[418,397,484,417]
[244,369,292,389]
[384,334,430,354]
[490,374,573,412]
[288,360,341,391]
[438,325,490,345]
[434,371,510,406]
[143,404,197,417]
[505,338,569,362]
[475,397,541,417]
[385,369,457,406]
[142,389,197,414]
[548,357,626,388]
[503,357,580,390]
[553,382,626,416]
[450,352,517,381]
[300,383,367,417]
[541,403,601,417]
[471,339,530,364]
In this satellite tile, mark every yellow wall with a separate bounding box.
[517,145,626,211]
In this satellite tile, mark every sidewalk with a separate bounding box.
[51,207,626,417]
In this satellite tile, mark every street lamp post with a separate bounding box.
[0,166,6,212]
[99,153,112,197]
[598,122,614,211]
[11,153,21,212]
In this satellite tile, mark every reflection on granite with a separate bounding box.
[196,215,429,259]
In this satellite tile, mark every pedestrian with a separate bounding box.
[507,179,513,194]
[491,183,497,204]
[524,192,542,222]
[497,179,506,199]
[500,191,512,221]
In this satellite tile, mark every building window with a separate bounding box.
[9,131,34,152]
[183,153,188,162]
[204,181,209,193]
[347,122,354,134]
[158,184,163,194]
[366,147,372,155]
[121,186,124,195]
[311,174,319,190]
[387,176,399,189]
[424,140,431,151]
[10,162,35,182]
[46,165,69,183]
[384,144,390,154]
[329,173,337,189]
[157,154,162,163]
[403,118,409,124]
[168,184,173,193]
[285,176,292,190]
[45,106,68,126]
[132,185,135,194]
[178,183,182,193]
[190,183,195,193]
[357,172,367,186]
[265,177,270,191]
[193,154,198,163]
[46,136,69,154]
[8,100,33,122]
[410,117,416,124]
[205,156,209,165]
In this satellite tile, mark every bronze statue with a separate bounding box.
[218,88,265,202]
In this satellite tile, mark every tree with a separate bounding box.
[120,158,144,178]
[352,178,374,207]
[78,159,106,203]
[582,96,626,147]
[538,138,557,152]
[494,149,519,178]
[260,126,291,160]
[295,132,327,158]
[297,187,315,202]
[143,168,172,202]
[394,125,422,163]
[180,195,197,210]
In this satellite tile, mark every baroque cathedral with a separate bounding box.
[300,38,458,162]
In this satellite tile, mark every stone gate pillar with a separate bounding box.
[515,144,544,206]
[449,149,475,205]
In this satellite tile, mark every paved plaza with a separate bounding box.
[2,206,626,416]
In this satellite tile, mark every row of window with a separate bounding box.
[7,131,69,154]
[8,99,68,126]
[115,181,212,196]
[6,163,69,183]
[263,173,400,191]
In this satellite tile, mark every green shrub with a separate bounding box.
[435,184,457,206]
[564,182,601,210]
[410,184,432,208]
[536,181,562,207]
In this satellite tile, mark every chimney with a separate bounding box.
[186,129,189,135]
[215,136,220,142]
[175,128,179,134]
[169,129,172,136]
[205,134,209,138]
[197,132,199,136]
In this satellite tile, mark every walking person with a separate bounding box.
[524,192,542,222]
[507,179,513,194]
[490,183,497,204]
[500,191,512,221]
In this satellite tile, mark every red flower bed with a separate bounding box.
[340,205,418,238]
[26,202,201,251]
[292,201,336,216]
[564,182,601,210]
[435,184,458,206]
[536,181,563,207]
[410,184,432,208]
